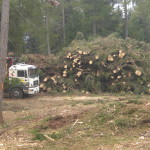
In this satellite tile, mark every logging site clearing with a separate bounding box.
[1,34,150,150]
[0,93,150,150]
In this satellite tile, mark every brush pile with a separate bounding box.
[20,33,150,94]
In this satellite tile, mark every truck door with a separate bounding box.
[17,70,28,85]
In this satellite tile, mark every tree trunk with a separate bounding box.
[62,5,66,44]
[46,7,51,55]
[92,21,97,36]
[92,0,97,36]
[124,0,128,39]
[0,0,10,124]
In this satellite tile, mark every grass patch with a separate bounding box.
[16,115,36,121]
[82,100,95,105]
[29,129,46,141]
[122,107,138,115]
[114,118,136,128]
[48,131,63,140]
[127,99,143,105]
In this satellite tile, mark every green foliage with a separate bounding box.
[127,99,143,104]
[4,78,21,91]
[75,32,84,40]
[29,129,46,141]
[48,132,63,140]
[115,118,135,128]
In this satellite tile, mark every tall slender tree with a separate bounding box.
[0,0,10,124]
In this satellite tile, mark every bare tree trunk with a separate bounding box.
[62,4,66,44]
[93,21,97,36]
[124,0,128,39]
[46,7,51,55]
[0,0,10,124]
[92,0,97,36]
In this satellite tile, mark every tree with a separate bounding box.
[0,0,10,124]
[128,0,150,42]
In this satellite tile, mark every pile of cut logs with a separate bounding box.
[39,49,149,94]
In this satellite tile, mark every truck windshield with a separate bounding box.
[28,68,37,78]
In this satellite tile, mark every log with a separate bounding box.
[77,71,82,77]
[63,86,67,89]
[78,61,81,65]
[117,67,121,71]
[89,60,93,65]
[113,70,117,74]
[73,58,78,63]
[110,76,114,79]
[108,55,114,62]
[95,55,99,60]
[78,51,83,55]
[119,50,126,59]
[83,52,88,55]
[63,74,67,77]
[64,65,68,69]
[40,83,44,89]
[63,70,67,74]
[96,71,100,76]
[72,64,75,68]
[43,77,49,82]
[135,70,142,76]
[122,82,126,85]
[68,53,71,57]
[117,76,122,79]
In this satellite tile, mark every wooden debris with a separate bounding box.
[43,77,49,82]
[135,70,142,76]
[40,83,44,89]
[113,70,117,74]
[89,60,93,65]
[78,51,83,55]
[119,50,126,59]
[77,71,82,77]
[64,65,68,69]
[83,52,88,55]
[95,55,99,60]
[44,135,55,142]
[108,55,114,62]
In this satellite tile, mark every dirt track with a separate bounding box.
[0,94,149,150]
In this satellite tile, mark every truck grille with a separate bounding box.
[34,80,39,86]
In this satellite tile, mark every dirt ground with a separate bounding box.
[0,94,149,150]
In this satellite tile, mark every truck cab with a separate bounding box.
[8,63,39,98]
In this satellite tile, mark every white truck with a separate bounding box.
[7,63,40,98]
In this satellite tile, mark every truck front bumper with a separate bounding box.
[26,86,40,94]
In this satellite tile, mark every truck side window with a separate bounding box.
[17,70,25,77]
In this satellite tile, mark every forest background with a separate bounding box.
[1,0,150,56]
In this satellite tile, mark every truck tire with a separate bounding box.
[10,88,24,99]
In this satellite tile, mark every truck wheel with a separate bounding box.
[10,88,24,99]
